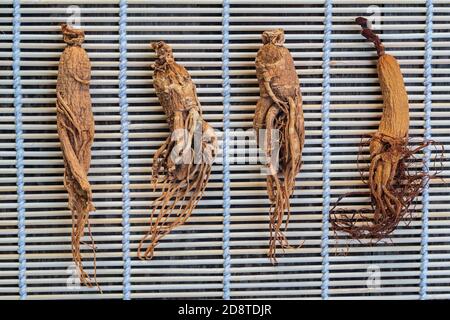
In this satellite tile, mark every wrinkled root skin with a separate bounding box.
[331,133,436,241]
[137,41,218,260]
[254,29,305,263]
[56,24,99,290]
[257,95,304,262]
[138,119,217,259]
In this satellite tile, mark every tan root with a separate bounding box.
[137,41,218,260]
[253,29,305,262]
[331,18,441,241]
[56,24,99,289]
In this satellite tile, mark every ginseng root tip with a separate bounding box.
[355,17,368,28]
[355,16,385,57]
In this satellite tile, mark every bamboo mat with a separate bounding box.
[0,0,449,300]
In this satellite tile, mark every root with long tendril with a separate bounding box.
[253,29,305,262]
[137,41,218,260]
[56,24,99,290]
[330,17,441,241]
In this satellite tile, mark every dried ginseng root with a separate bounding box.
[253,29,305,262]
[137,41,218,259]
[330,17,437,241]
[56,24,98,288]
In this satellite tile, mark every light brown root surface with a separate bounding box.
[56,24,99,290]
[254,29,305,262]
[331,134,442,242]
[265,96,304,263]
[138,120,216,259]
[137,41,218,260]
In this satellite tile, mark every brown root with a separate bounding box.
[355,17,385,57]
[139,41,218,260]
[331,133,443,242]
[265,95,304,263]
[57,100,100,291]
[56,23,99,290]
[254,29,304,262]
[137,115,217,260]
[71,214,101,291]
[61,23,85,46]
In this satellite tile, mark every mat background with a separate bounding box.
[0,0,449,300]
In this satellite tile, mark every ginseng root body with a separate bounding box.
[331,18,433,240]
[56,24,97,287]
[253,29,305,261]
[138,41,218,259]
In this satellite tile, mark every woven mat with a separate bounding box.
[0,0,449,299]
